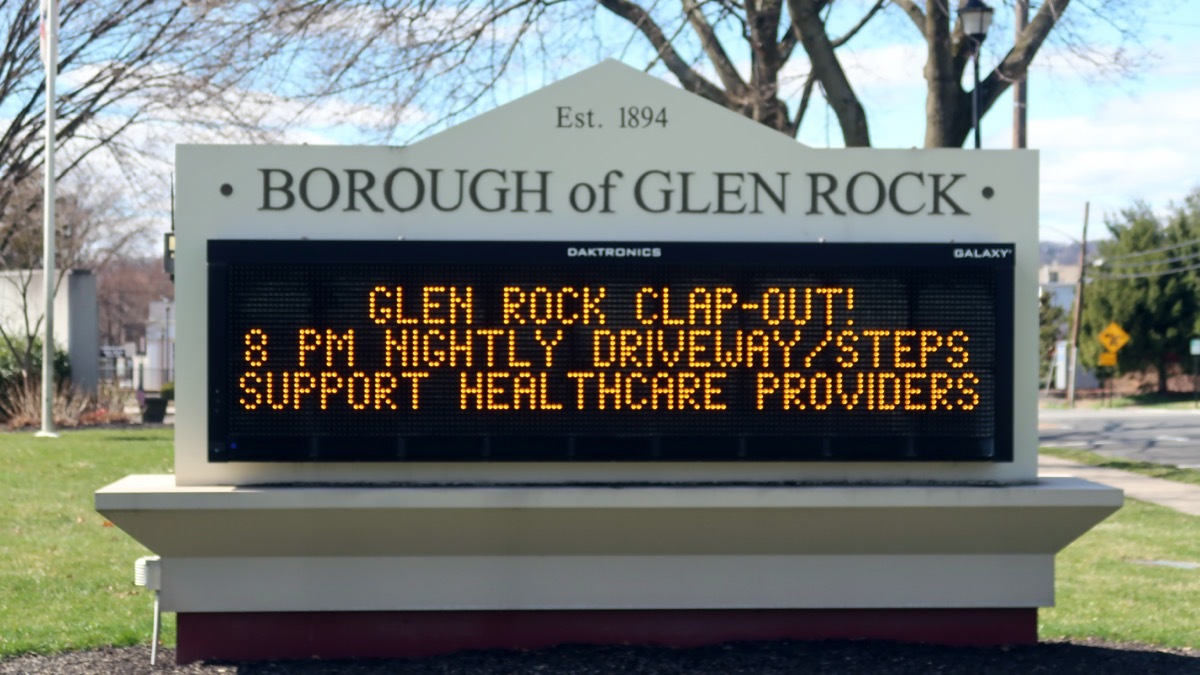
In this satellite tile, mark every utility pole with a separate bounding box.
[1013,0,1028,148]
[1067,202,1090,408]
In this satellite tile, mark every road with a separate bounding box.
[1039,407,1200,468]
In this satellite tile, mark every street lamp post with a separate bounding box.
[958,0,995,149]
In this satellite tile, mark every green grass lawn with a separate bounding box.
[1040,499,1200,648]
[1038,447,1200,646]
[1042,446,1200,487]
[1,429,1197,656]
[0,429,175,656]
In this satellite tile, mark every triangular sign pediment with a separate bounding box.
[412,59,806,161]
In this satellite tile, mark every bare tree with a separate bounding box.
[207,0,1143,148]
[0,174,60,381]
[0,168,153,381]
[0,0,1151,285]
[0,0,1151,246]
[96,257,173,347]
[0,0,296,263]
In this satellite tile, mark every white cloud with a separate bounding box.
[1030,64,1200,241]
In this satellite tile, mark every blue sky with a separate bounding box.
[989,3,1200,244]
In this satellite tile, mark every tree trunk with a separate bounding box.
[744,0,793,134]
[923,0,970,147]
[786,0,870,146]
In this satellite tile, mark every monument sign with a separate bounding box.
[97,61,1121,663]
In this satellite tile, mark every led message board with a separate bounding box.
[208,241,1013,462]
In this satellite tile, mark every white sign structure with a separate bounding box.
[98,61,1121,663]
[176,61,1041,486]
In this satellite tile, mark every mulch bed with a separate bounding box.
[2,639,1197,675]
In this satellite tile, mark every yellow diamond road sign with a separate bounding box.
[1098,322,1131,352]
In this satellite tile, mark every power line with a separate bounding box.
[1099,236,1200,262]
[1099,246,1200,270]
[1092,259,1200,281]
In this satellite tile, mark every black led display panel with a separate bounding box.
[208,240,1014,462]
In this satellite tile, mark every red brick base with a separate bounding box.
[176,608,1037,663]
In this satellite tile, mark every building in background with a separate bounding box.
[98,345,136,389]
[1037,263,1098,392]
[0,269,99,392]
[1038,262,1079,311]
[139,300,174,393]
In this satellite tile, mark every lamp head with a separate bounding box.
[958,0,995,42]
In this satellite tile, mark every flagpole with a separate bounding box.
[37,0,58,438]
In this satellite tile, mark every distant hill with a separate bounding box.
[1040,241,1099,266]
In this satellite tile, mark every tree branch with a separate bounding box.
[598,0,731,106]
[788,70,817,137]
[890,0,926,37]
[979,0,1072,114]
[681,0,749,98]
[830,0,885,48]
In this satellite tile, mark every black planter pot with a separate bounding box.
[142,397,168,424]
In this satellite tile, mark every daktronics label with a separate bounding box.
[208,241,1014,462]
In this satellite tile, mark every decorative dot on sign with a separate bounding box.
[220,184,233,196]
[982,187,994,199]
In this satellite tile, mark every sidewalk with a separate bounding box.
[1039,454,1200,517]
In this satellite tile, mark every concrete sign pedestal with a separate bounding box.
[97,474,1119,660]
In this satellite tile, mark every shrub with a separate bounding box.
[0,338,70,382]
[90,381,133,425]
[160,380,174,401]
[0,338,71,421]
[1,379,91,429]
[0,379,134,429]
